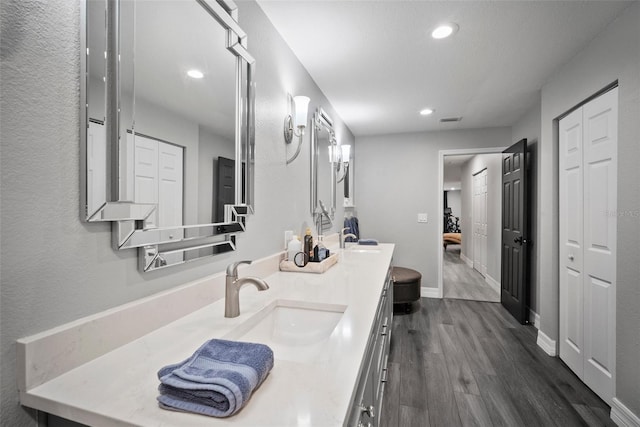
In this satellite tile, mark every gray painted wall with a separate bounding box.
[536,2,639,415]
[0,1,352,425]
[460,154,502,285]
[354,128,512,288]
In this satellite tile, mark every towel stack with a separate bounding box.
[157,339,274,417]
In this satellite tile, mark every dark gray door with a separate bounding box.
[216,156,235,223]
[501,139,529,324]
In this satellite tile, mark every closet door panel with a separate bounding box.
[559,108,584,376]
[133,135,159,228]
[583,88,617,403]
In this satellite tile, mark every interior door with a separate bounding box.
[87,121,107,215]
[582,89,617,404]
[158,142,184,264]
[501,139,529,323]
[559,108,584,377]
[133,134,159,228]
[559,87,617,404]
[473,169,488,276]
[216,156,235,222]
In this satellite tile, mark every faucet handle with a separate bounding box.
[226,260,252,277]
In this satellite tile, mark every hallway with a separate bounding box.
[381,298,613,427]
[443,246,499,302]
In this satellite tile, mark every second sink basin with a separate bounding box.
[224,299,347,363]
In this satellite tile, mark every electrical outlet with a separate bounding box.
[417,213,428,223]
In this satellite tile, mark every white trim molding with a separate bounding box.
[421,286,441,299]
[460,252,473,267]
[611,398,640,427]
[485,274,500,294]
[529,309,541,329]
[536,329,557,356]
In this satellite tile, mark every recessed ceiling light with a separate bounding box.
[187,69,204,79]
[420,108,435,116]
[431,23,458,39]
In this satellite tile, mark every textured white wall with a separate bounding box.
[355,128,511,288]
[0,1,353,425]
[537,2,639,415]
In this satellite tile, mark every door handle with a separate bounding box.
[568,254,575,261]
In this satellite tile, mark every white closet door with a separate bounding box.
[559,87,617,405]
[87,122,107,215]
[559,107,585,377]
[473,169,488,276]
[582,88,617,403]
[133,135,159,228]
[158,142,184,246]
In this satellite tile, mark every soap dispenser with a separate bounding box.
[287,235,301,261]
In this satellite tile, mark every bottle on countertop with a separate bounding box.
[303,228,314,261]
[314,235,329,262]
[287,235,301,262]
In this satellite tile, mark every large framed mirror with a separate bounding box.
[311,108,337,235]
[80,0,255,271]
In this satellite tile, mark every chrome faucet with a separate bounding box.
[340,228,358,249]
[225,260,269,318]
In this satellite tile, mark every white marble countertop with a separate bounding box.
[18,243,394,427]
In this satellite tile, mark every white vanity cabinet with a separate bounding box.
[346,265,393,427]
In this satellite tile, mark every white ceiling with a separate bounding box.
[257,0,632,137]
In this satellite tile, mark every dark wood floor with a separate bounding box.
[443,246,499,302]
[381,298,614,427]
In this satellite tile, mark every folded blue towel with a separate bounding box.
[157,339,274,417]
[358,238,379,246]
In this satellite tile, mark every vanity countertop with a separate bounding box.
[18,243,395,427]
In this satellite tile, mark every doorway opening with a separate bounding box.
[438,147,506,302]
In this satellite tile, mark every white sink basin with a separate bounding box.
[224,299,347,363]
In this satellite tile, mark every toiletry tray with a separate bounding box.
[279,253,338,274]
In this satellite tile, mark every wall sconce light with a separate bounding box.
[284,95,310,164]
[337,144,350,184]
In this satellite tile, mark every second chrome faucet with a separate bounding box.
[225,260,269,318]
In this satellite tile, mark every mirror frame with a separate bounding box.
[80,0,255,272]
[310,107,337,234]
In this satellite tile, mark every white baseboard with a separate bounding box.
[421,286,440,299]
[536,329,557,356]
[529,309,540,329]
[611,398,640,427]
[460,252,473,267]
[485,274,500,294]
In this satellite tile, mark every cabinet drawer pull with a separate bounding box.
[381,324,388,336]
[358,422,373,427]
[381,368,388,383]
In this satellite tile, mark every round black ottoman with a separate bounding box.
[392,266,421,313]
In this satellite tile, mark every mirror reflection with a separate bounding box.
[312,109,337,235]
[120,0,236,232]
[83,0,255,271]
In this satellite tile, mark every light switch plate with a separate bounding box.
[417,213,428,223]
